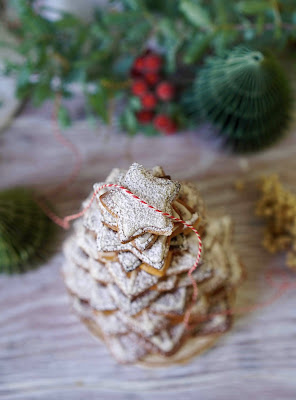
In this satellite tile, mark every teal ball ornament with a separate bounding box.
[194,47,293,152]
[0,188,57,274]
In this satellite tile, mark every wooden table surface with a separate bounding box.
[1,95,296,399]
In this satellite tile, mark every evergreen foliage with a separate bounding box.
[0,188,57,274]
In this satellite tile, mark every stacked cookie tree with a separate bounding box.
[63,163,243,366]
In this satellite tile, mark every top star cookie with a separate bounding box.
[101,163,181,243]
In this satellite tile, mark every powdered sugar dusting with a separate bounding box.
[62,164,243,364]
[102,163,180,242]
[151,287,188,316]
[108,283,159,316]
[106,261,158,299]
[118,251,141,272]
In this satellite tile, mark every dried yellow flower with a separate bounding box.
[256,175,296,270]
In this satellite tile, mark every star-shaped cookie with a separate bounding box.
[105,261,158,299]
[100,163,181,243]
[96,222,171,270]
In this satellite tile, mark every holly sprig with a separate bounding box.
[2,0,296,130]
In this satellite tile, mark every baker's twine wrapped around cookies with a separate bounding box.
[40,102,296,331]
[40,182,203,328]
[41,180,296,330]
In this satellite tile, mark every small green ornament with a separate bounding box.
[193,46,293,152]
[0,188,57,274]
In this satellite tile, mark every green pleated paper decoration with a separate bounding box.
[193,46,293,152]
[0,188,57,274]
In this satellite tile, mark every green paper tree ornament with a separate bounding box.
[0,188,57,274]
[193,47,293,152]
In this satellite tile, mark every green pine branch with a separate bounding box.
[1,0,295,128]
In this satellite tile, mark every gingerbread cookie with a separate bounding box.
[117,309,168,338]
[108,283,159,316]
[97,223,171,271]
[117,251,141,273]
[105,261,158,299]
[100,163,180,242]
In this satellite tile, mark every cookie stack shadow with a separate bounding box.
[63,163,244,366]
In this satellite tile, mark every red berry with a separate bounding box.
[154,114,178,135]
[156,81,175,101]
[144,72,161,86]
[130,68,141,79]
[133,56,146,72]
[141,92,157,110]
[136,110,154,124]
[131,80,148,97]
[143,53,162,72]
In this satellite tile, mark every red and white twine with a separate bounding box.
[41,102,296,334]
[43,182,202,328]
